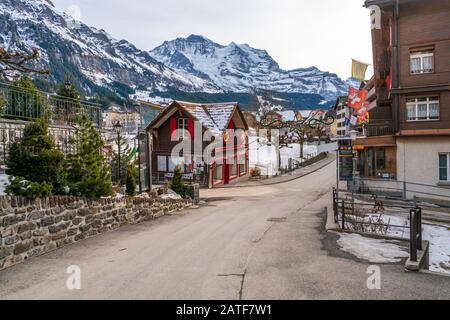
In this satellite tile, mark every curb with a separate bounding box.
[216,155,336,189]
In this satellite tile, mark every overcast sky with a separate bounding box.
[52,0,373,80]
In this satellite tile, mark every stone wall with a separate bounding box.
[0,192,192,270]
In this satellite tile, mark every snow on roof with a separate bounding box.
[298,110,314,119]
[279,111,296,122]
[176,101,237,133]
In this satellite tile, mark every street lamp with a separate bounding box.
[114,120,123,185]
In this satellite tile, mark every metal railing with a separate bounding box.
[332,188,427,267]
[0,81,102,127]
[358,177,450,202]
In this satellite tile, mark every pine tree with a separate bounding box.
[6,119,64,197]
[125,164,138,196]
[171,166,188,198]
[65,113,112,198]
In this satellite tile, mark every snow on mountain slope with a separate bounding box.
[0,0,221,94]
[150,35,348,100]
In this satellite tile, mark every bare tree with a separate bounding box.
[0,48,50,78]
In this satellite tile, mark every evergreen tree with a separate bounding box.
[65,113,112,198]
[6,119,64,197]
[171,166,188,198]
[125,164,138,196]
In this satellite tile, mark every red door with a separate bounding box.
[224,159,230,184]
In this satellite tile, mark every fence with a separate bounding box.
[357,177,450,203]
[332,188,428,269]
[0,81,102,127]
[0,81,103,164]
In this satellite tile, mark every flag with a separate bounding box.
[349,116,358,126]
[357,103,369,124]
[352,59,370,81]
[348,87,367,110]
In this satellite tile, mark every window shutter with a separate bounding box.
[170,117,176,140]
[188,118,194,140]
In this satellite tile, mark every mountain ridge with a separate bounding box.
[149,34,348,100]
[0,0,351,110]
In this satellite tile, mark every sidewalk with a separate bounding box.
[216,153,336,188]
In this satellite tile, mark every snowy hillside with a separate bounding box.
[150,35,348,100]
[0,0,221,94]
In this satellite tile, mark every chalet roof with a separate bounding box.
[146,100,247,133]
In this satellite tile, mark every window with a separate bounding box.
[439,154,450,182]
[406,97,439,121]
[157,156,167,172]
[177,118,188,139]
[239,158,246,175]
[214,164,223,181]
[410,51,434,74]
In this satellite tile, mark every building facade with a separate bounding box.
[358,0,450,196]
[146,101,249,188]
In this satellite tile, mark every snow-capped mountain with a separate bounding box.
[150,35,348,100]
[0,0,221,94]
[0,0,348,109]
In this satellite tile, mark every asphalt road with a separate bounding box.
[0,160,449,300]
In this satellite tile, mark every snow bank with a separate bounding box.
[336,233,409,264]
[354,212,450,274]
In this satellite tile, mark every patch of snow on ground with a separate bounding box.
[336,233,409,264]
[356,211,450,274]
[160,189,182,200]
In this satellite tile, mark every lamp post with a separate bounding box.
[349,130,359,200]
[114,120,123,185]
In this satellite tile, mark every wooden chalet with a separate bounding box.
[146,101,249,188]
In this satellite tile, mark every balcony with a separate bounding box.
[0,81,102,128]
[365,122,395,137]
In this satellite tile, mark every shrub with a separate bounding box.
[6,176,53,199]
[170,166,188,198]
[125,164,138,196]
[250,167,261,177]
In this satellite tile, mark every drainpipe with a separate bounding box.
[392,0,401,133]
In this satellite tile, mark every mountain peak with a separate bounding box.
[149,35,346,100]
[186,34,210,42]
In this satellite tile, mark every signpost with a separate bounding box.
[339,145,354,182]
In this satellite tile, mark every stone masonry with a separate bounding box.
[0,192,192,270]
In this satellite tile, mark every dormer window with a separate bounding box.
[410,51,434,74]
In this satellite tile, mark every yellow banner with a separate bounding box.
[352,59,370,81]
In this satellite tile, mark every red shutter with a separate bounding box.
[170,117,176,140]
[188,118,194,140]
